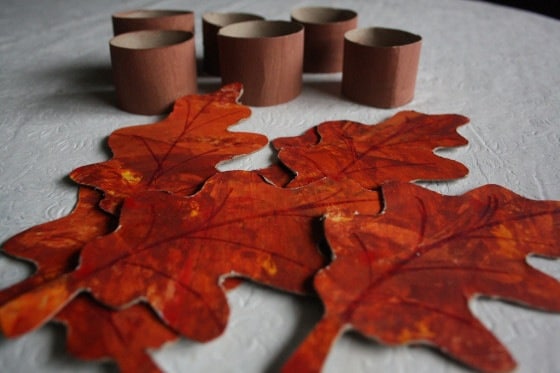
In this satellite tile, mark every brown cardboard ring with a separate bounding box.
[218,20,303,38]
[202,12,265,76]
[218,20,304,107]
[290,6,357,24]
[342,27,422,108]
[112,9,195,35]
[109,30,197,115]
[291,7,357,72]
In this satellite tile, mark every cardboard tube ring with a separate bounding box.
[218,20,304,106]
[110,30,197,115]
[202,12,264,76]
[112,9,195,35]
[291,6,358,73]
[342,27,422,108]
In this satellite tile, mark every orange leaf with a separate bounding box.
[264,111,469,188]
[70,84,268,213]
[55,295,177,373]
[284,182,560,373]
[257,162,295,187]
[0,171,380,341]
[0,187,114,305]
[255,125,322,187]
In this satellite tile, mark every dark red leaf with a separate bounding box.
[262,111,469,188]
[70,84,268,213]
[0,187,114,305]
[0,171,381,342]
[284,182,560,372]
[55,295,177,373]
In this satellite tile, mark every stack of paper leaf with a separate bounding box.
[1,84,559,373]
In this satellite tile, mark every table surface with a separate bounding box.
[1,0,559,372]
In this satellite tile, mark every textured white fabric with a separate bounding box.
[1,0,559,372]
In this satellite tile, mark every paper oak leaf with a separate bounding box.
[261,111,469,188]
[0,188,177,372]
[55,295,177,373]
[0,187,114,305]
[70,83,268,214]
[283,182,560,373]
[0,171,381,341]
[257,162,296,187]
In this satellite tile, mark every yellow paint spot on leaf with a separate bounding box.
[188,201,200,218]
[121,170,142,185]
[491,225,519,257]
[325,209,355,223]
[492,225,514,240]
[396,321,434,342]
[262,256,277,276]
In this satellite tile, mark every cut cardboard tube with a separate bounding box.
[291,6,357,73]
[112,9,195,35]
[342,27,422,108]
[202,12,264,76]
[218,20,304,106]
[110,30,197,115]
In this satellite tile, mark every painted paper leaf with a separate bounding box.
[257,162,295,187]
[266,111,469,188]
[55,295,177,373]
[0,187,114,305]
[70,84,268,213]
[255,125,318,186]
[0,171,381,341]
[284,182,560,373]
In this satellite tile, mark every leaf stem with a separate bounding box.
[281,316,345,373]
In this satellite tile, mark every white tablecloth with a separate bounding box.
[1,0,559,372]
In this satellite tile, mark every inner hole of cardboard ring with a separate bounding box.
[203,12,263,27]
[346,27,421,47]
[116,10,191,19]
[291,7,356,24]
[110,30,192,49]
[219,20,302,38]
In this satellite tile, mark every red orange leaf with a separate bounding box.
[0,171,381,342]
[257,162,296,187]
[264,111,469,188]
[55,295,177,373]
[70,84,268,213]
[255,126,322,187]
[283,182,560,373]
[0,187,114,305]
[272,125,320,150]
